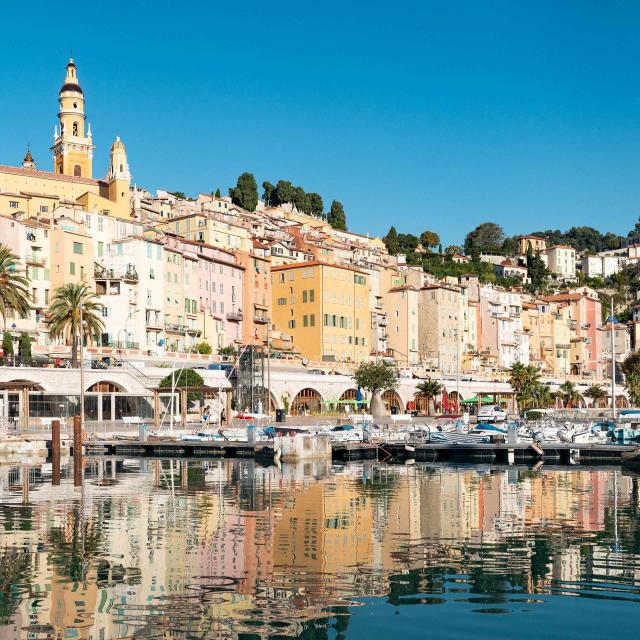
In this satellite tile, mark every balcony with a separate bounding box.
[378,316,388,326]
[94,264,139,282]
[165,322,185,333]
[145,317,163,330]
[25,253,46,268]
[254,314,269,324]
[226,310,243,322]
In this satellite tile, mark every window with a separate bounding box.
[303,290,308,303]
[98,217,103,232]
[288,320,296,329]
[220,301,224,314]
[44,289,50,305]
[150,268,155,279]
[309,289,315,302]
[70,262,76,275]
[303,315,308,327]
[310,314,316,327]
[73,242,83,255]
[97,241,104,257]
[72,121,78,136]
[9,201,18,208]
[40,205,49,213]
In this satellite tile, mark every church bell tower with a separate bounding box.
[51,57,94,178]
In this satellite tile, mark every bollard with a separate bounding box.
[51,419,61,486]
[73,415,83,487]
[22,465,29,504]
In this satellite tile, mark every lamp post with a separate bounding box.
[79,305,85,432]
[11,323,18,367]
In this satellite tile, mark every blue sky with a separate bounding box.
[1,1,639,245]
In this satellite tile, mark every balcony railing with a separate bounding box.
[254,315,269,324]
[25,254,46,267]
[227,310,243,322]
[94,265,139,282]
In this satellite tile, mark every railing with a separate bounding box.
[226,311,243,322]
[254,315,268,324]
[25,254,46,267]
[94,266,139,282]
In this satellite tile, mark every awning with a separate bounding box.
[461,395,495,404]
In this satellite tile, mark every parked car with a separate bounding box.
[477,405,507,422]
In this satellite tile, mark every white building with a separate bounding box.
[544,245,576,279]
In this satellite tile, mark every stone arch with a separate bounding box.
[339,388,357,401]
[616,395,630,408]
[382,389,403,413]
[3,379,44,391]
[87,381,124,393]
[291,387,323,415]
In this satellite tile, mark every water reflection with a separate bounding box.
[0,459,639,638]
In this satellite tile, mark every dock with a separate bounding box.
[78,438,640,466]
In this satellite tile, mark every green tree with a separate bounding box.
[625,372,640,407]
[585,384,607,408]
[195,342,212,355]
[46,283,105,368]
[214,188,221,198]
[229,172,258,211]
[526,245,550,293]
[218,345,237,357]
[292,186,308,213]
[0,244,30,332]
[1,332,13,366]
[307,192,324,217]
[274,180,294,206]
[353,362,398,412]
[464,222,505,254]
[558,381,582,408]
[262,181,275,206]
[18,332,31,366]
[171,191,186,199]
[508,362,541,412]
[414,378,442,415]
[419,230,440,249]
[384,226,400,254]
[622,352,640,406]
[445,245,462,255]
[159,368,205,403]
[327,200,347,230]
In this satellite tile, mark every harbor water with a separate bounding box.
[1,459,639,638]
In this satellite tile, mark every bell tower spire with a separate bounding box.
[50,56,94,178]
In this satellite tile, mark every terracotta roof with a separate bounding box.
[271,260,366,274]
[0,164,101,186]
[20,191,60,200]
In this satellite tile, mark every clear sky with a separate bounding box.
[1,1,639,245]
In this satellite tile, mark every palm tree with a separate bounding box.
[508,362,541,412]
[533,383,556,409]
[559,381,582,408]
[0,244,30,332]
[414,378,442,415]
[585,384,607,409]
[46,283,105,367]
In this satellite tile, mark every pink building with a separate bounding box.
[165,235,244,349]
[543,291,603,378]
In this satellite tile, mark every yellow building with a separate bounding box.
[50,216,94,289]
[158,212,252,252]
[517,235,547,254]
[271,261,370,363]
[0,58,132,220]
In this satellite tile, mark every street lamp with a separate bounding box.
[10,323,18,367]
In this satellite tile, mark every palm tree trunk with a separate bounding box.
[71,323,78,368]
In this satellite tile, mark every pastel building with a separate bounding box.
[271,261,370,363]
